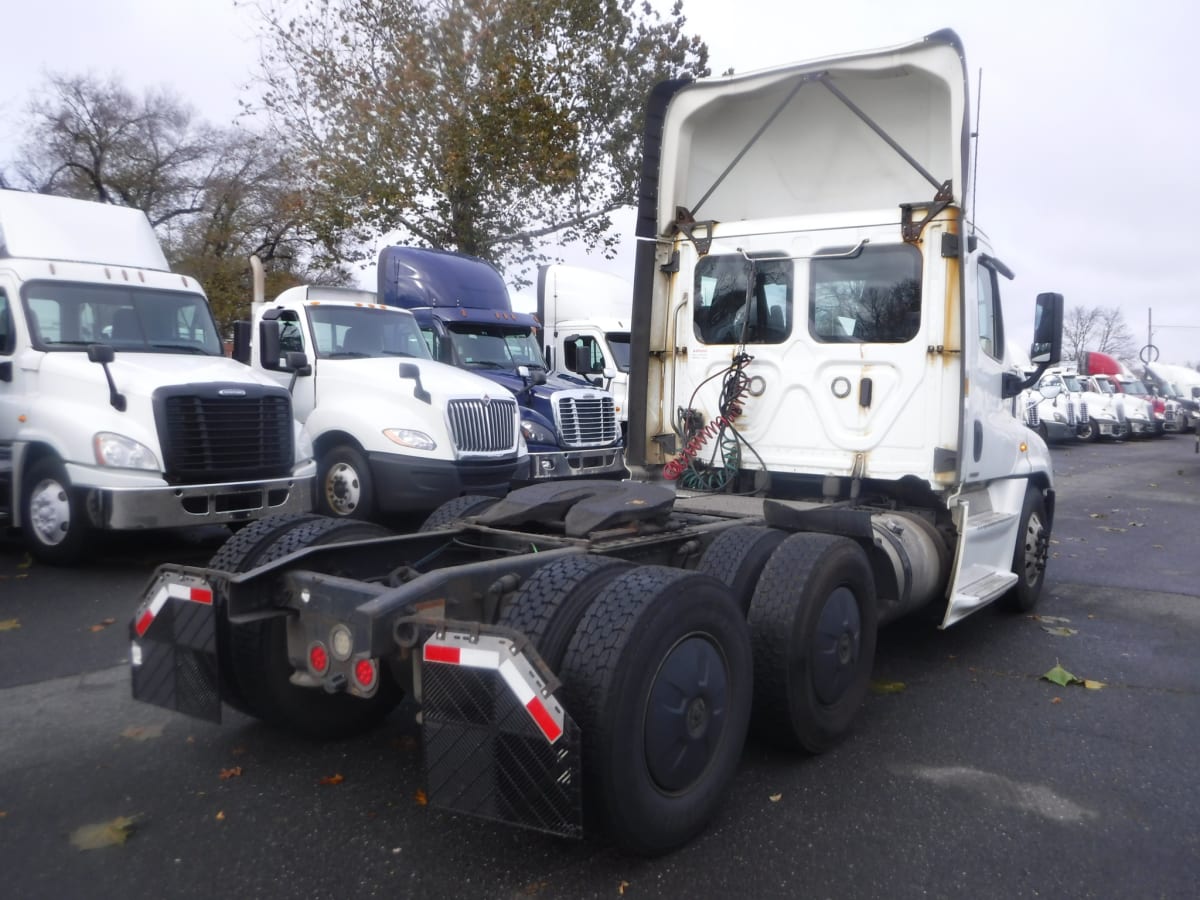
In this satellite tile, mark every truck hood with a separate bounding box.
[313,355,516,399]
[33,350,284,396]
[656,30,968,229]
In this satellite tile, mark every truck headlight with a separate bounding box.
[521,420,556,445]
[383,428,436,451]
[94,432,160,470]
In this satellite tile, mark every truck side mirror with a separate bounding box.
[1005,292,1065,399]
[231,321,252,364]
[398,362,432,405]
[285,351,311,374]
[1030,292,1063,366]
[517,365,547,386]
[259,320,282,370]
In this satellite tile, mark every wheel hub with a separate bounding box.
[326,463,360,514]
[643,635,728,793]
[30,480,70,545]
[812,586,862,706]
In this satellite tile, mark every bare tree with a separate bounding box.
[1064,304,1137,364]
[6,74,352,333]
[12,74,212,228]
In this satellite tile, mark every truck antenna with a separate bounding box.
[969,67,982,236]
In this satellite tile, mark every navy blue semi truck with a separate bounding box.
[376,246,626,482]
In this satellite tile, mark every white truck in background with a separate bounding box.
[232,263,527,521]
[0,190,315,563]
[537,264,632,436]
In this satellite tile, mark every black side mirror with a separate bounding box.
[232,321,252,364]
[1030,292,1063,366]
[259,320,282,370]
[398,362,432,405]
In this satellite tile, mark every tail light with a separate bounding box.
[308,642,330,676]
[353,658,379,692]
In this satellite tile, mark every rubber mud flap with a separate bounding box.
[130,570,221,723]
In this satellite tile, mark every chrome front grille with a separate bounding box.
[553,391,618,448]
[447,397,519,454]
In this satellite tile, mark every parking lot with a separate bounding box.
[1,434,1197,899]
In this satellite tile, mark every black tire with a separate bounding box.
[1078,420,1100,442]
[212,516,402,738]
[21,456,91,565]
[558,566,752,855]
[207,514,327,715]
[1004,488,1049,613]
[497,555,634,671]
[317,445,374,519]
[747,533,878,754]
[418,494,499,531]
[696,526,787,616]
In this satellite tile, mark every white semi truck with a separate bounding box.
[0,190,315,563]
[231,266,526,520]
[130,31,1063,854]
[537,264,632,436]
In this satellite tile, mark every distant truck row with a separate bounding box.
[1,190,628,562]
[1018,349,1199,443]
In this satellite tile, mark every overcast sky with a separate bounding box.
[2,0,1198,365]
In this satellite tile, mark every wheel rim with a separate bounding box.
[29,478,71,546]
[812,586,862,706]
[643,634,729,793]
[324,462,361,515]
[1021,510,1047,587]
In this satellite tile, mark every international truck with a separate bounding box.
[537,264,632,436]
[231,260,526,521]
[1079,350,1161,436]
[376,246,627,482]
[0,190,314,564]
[129,30,1063,854]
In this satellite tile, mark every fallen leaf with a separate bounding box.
[1083,679,1106,690]
[319,773,344,786]
[414,788,427,806]
[89,617,117,633]
[1050,697,1062,704]
[1148,482,1158,488]
[521,881,548,896]
[186,736,196,744]
[1040,626,1078,637]
[618,881,631,896]
[231,746,247,756]
[870,680,907,694]
[69,815,138,850]
[215,811,225,821]
[1088,512,1106,519]
[768,793,782,802]
[1033,615,1071,624]
[0,619,20,632]
[1042,663,1082,687]
[1098,526,1127,533]
[17,554,32,570]
[0,810,7,818]
[219,767,243,780]
[1127,522,1145,528]
[120,724,165,742]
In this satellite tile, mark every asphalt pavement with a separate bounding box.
[1,434,1197,899]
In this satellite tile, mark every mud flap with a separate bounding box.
[129,570,222,723]
[421,632,583,839]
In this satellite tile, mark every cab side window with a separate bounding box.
[564,335,605,375]
[977,263,1005,361]
[0,291,12,354]
[278,311,305,355]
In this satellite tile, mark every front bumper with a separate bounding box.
[77,463,316,530]
[368,452,522,513]
[520,447,627,481]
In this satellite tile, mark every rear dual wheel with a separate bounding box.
[748,533,879,754]
[557,566,753,855]
[209,514,401,738]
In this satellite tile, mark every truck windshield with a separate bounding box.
[446,324,547,370]
[307,305,431,359]
[24,281,223,355]
[1063,375,1084,391]
[606,333,631,372]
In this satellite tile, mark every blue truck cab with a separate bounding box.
[377,246,625,482]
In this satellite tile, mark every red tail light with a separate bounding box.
[353,658,379,691]
[309,642,330,676]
